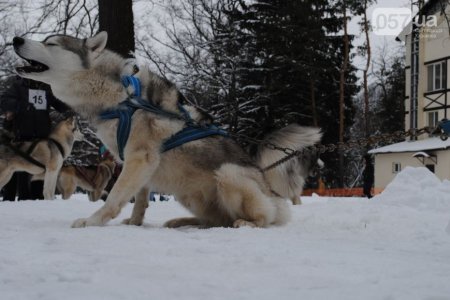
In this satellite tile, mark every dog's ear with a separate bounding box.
[86,31,108,54]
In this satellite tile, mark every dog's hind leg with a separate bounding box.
[122,186,150,226]
[58,174,75,200]
[216,164,276,228]
[90,189,102,201]
[164,217,203,228]
[71,151,158,228]
[62,183,76,200]
[291,196,302,205]
[0,166,14,191]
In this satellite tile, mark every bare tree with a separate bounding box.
[136,0,251,133]
[361,0,372,138]
[19,0,98,37]
[0,0,98,80]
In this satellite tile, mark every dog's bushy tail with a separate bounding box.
[256,124,322,200]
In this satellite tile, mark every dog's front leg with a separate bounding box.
[122,185,150,226]
[43,169,60,200]
[71,151,158,228]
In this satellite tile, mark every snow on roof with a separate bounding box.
[396,22,411,42]
[368,137,450,154]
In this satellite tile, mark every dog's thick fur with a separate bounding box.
[257,125,324,205]
[14,32,322,228]
[32,159,116,201]
[0,117,82,200]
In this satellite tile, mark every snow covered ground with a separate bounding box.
[1,167,450,300]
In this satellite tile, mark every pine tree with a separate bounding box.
[142,0,360,187]
[227,0,358,186]
[377,55,405,134]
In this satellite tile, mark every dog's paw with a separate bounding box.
[164,219,180,228]
[71,217,104,228]
[71,218,88,228]
[233,219,257,228]
[44,194,56,200]
[121,217,143,226]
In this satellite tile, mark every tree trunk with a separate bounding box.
[310,77,318,127]
[338,0,350,188]
[363,0,371,138]
[98,0,135,58]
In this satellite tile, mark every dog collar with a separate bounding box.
[121,75,141,98]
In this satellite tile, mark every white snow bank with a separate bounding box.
[1,168,450,300]
[375,167,450,211]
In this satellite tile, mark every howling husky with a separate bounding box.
[13,32,322,228]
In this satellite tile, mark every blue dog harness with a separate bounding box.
[99,75,228,160]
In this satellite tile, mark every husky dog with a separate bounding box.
[13,32,322,228]
[257,125,324,205]
[32,159,116,201]
[0,117,82,200]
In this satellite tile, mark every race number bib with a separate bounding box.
[29,89,47,110]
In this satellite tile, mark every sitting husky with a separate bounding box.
[0,117,82,200]
[13,32,322,228]
[32,158,116,201]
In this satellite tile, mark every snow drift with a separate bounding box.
[1,167,450,300]
[375,166,450,211]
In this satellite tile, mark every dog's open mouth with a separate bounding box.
[16,58,49,73]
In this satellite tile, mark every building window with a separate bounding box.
[428,111,439,127]
[426,164,435,173]
[392,162,401,174]
[427,62,447,92]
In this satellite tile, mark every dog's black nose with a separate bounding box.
[13,37,24,47]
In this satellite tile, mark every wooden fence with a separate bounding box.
[302,188,383,197]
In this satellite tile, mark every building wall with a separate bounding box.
[404,6,450,133]
[374,150,450,189]
[378,3,450,190]
[435,149,450,177]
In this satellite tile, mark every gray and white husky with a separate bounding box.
[13,32,322,228]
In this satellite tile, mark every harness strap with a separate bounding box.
[92,161,115,187]
[7,143,46,170]
[99,102,136,160]
[26,140,40,156]
[99,75,228,160]
[122,75,141,98]
[75,166,97,188]
[4,137,65,170]
[162,125,228,152]
[48,138,65,158]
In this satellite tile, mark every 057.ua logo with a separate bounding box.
[371,8,437,36]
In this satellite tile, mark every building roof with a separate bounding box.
[396,0,437,42]
[368,137,450,154]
